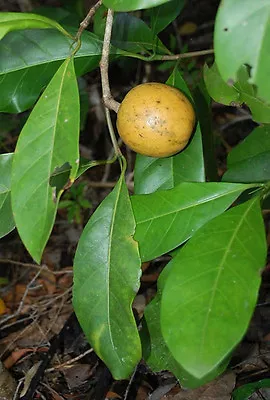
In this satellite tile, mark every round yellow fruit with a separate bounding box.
[116,82,196,158]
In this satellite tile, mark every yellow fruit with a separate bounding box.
[116,82,196,158]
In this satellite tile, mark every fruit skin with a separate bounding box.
[116,82,196,158]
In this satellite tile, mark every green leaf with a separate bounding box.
[204,63,270,123]
[161,196,267,379]
[223,125,270,183]
[73,175,142,380]
[0,12,72,41]
[193,79,218,182]
[142,294,229,388]
[103,0,173,12]
[134,68,205,194]
[233,379,270,400]
[149,0,185,35]
[214,0,270,105]
[112,13,169,54]
[204,63,239,105]
[32,6,80,27]
[142,261,229,387]
[132,182,253,262]
[235,65,270,123]
[94,7,169,54]
[0,29,114,113]
[0,153,15,238]
[11,57,80,263]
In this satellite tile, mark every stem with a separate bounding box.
[100,9,121,113]
[118,48,214,62]
[75,0,103,41]
[105,108,122,159]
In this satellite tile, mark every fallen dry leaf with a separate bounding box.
[3,348,33,369]
[0,298,7,315]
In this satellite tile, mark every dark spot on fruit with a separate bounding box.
[156,100,161,104]
[224,27,228,31]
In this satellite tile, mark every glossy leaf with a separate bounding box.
[142,293,229,388]
[142,258,229,387]
[0,29,115,113]
[204,63,239,105]
[0,12,72,41]
[233,379,270,400]
[214,0,270,105]
[223,125,270,183]
[11,57,80,263]
[134,68,205,195]
[73,175,142,380]
[204,63,270,123]
[193,79,218,182]
[94,7,169,54]
[149,0,185,35]
[132,182,252,262]
[0,153,15,238]
[112,12,169,54]
[103,0,173,12]
[161,197,267,379]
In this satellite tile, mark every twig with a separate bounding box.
[159,48,214,60]
[88,180,134,190]
[121,48,214,62]
[102,138,123,182]
[123,364,138,400]
[45,348,93,372]
[75,0,103,41]
[0,259,72,275]
[100,9,120,113]
[0,266,45,327]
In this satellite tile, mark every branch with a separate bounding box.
[100,9,120,113]
[119,48,214,62]
[75,0,103,41]
[159,48,214,60]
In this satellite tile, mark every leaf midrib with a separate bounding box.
[136,185,248,224]
[198,198,256,358]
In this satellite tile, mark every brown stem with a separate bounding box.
[100,9,120,113]
[75,0,103,41]
[159,48,214,60]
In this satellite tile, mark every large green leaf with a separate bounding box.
[134,68,205,194]
[103,0,173,12]
[204,63,270,123]
[223,125,270,183]
[142,258,229,387]
[132,182,253,262]
[11,57,80,263]
[0,29,113,113]
[149,0,185,35]
[73,175,142,380]
[161,196,267,379]
[0,12,72,41]
[94,7,169,54]
[112,12,169,54]
[0,153,15,238]
[214,0,270,105]
[142,293,229,388]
